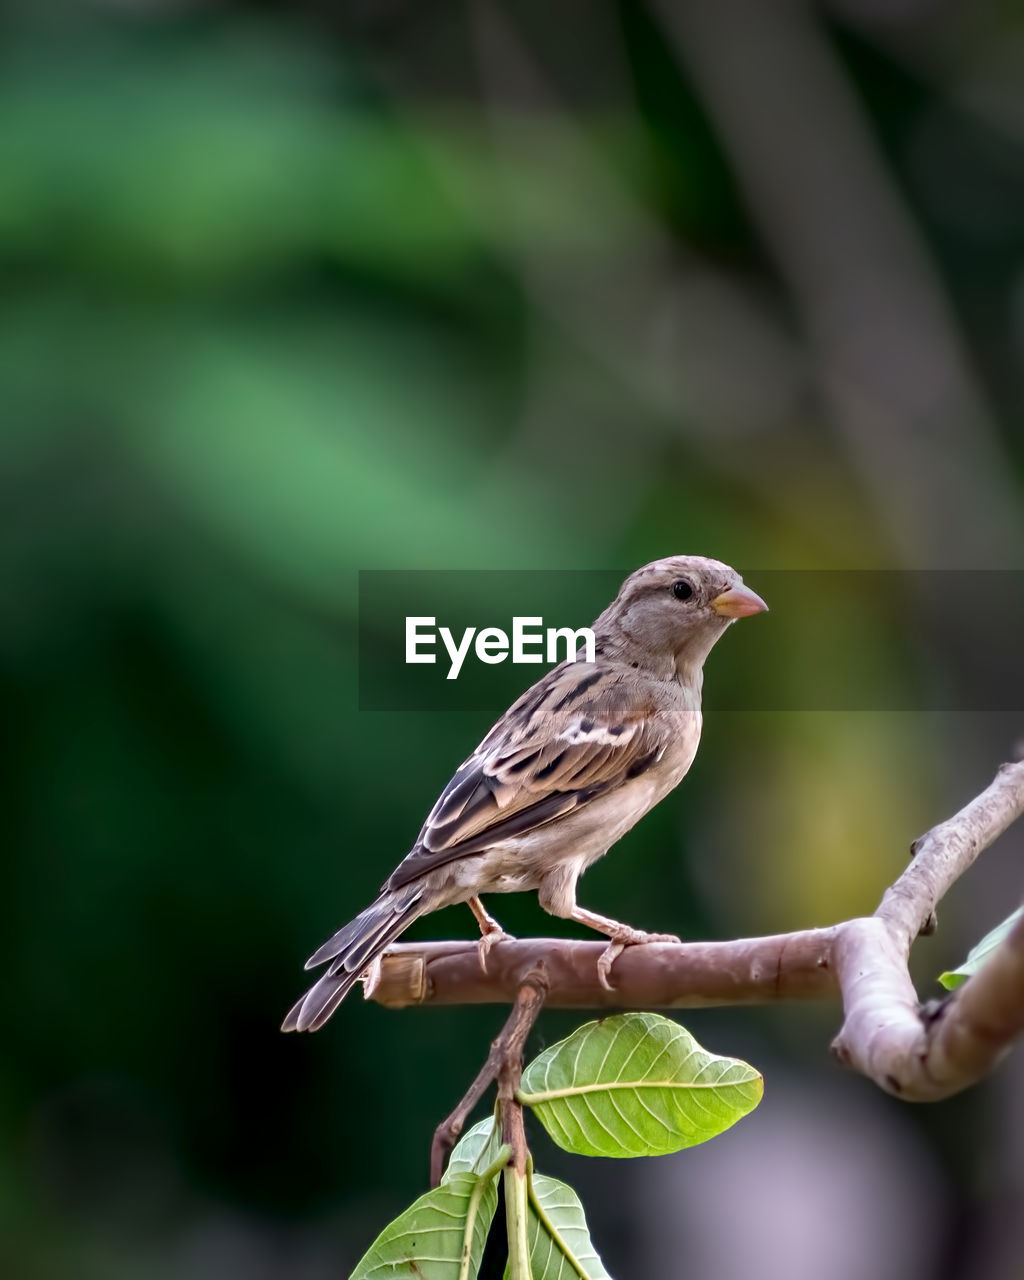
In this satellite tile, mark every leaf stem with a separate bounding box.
[458,1147,511,1280]
[525,1164,592,1280]
[504,1164,531,1280]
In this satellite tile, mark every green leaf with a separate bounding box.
[349,1171,498,1280]
[442,1117,503,1182]
[939,906,1024,990]
[518,1012,762,1158]
[502,1171,612,1280]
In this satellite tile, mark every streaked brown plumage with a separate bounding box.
[283,555,767,1031]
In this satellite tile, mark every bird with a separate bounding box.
[282,555,767,1032]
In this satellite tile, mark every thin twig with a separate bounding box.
[429,971,547,1186]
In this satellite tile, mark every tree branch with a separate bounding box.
[830,762,1024,1098]
[367,759,1024,1103]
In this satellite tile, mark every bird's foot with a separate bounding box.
[477,926,516,974]
[596,928,682,991]
[467,896,515,973]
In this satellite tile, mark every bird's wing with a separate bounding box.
[386,662,673,889]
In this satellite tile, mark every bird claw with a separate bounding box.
[596,929,681,990]
[477,928,516,974]
[597,940,625,990]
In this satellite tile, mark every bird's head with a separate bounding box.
[594,555,768,682]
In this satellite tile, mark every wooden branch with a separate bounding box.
[369,931,839,1009]
[366,759,1024,1103]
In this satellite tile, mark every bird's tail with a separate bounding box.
[281,887,425,1032]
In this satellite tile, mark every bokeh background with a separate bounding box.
[2,1,1023,1277]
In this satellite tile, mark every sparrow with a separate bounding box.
[283,555,767,1032]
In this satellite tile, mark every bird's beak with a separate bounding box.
[711,584,769,618]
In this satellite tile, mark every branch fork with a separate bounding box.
[382,759,1024,1112]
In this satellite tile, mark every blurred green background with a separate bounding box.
[2,1,1023,1277]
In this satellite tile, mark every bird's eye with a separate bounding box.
[671,579,694,601]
